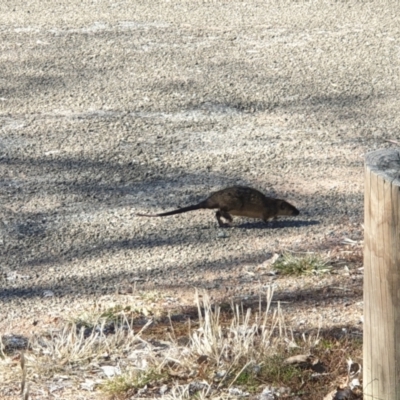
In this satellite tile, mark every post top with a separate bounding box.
[365,148,400,185]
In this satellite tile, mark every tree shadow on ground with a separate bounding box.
[0,47,370,307]
[0,239,363,303]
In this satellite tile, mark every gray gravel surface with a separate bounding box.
[1,1,399,333]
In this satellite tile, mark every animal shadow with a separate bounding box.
[236,219,319,230]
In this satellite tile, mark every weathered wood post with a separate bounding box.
[364,148,400,398]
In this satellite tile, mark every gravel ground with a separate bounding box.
[1,0,399,360]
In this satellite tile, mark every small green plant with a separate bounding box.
[100,374,135,395]
[232,354,303,393]
[318,338,335,350]
[100,305,132,321]
[235,369,259,392]
[274,253,331,276]
[261,354,301,385]
[101,369,167,396]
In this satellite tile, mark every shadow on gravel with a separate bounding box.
[236,219,319,229]
[0,272,364,306]
[3,215,321,272]
[272,284,363,305]
[184,91,373,116]
[0,155,255,209]
[1,241,362,304]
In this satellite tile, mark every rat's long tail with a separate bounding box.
[136,201,208,218]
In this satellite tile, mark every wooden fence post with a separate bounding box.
[364,148,400,399]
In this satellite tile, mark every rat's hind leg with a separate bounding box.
[216,210,233,227]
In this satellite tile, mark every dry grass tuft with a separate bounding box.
[98,286,284,398]
[0,312,153,398]
[28,316,151,380]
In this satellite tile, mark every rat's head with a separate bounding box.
[276,200,300,216]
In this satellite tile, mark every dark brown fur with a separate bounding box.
[137,186,299,227]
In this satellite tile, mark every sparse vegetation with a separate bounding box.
[0,288,362,399]
[274,252,332,276]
